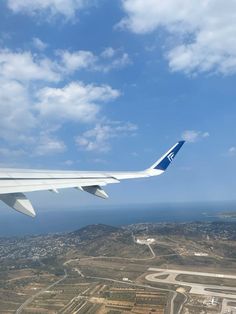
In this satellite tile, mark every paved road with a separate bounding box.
[86,275,186,314]
[15,270,68,314]
[147,244,156,258]
[64,254,187,314]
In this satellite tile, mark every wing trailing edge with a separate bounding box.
[0,140,185,217]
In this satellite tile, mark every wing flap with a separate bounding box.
[80,185,109,199]
[0,177,119,194]
[0,193,36,217]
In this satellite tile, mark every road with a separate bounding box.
[65,258,186,314]
[147,244,155,258]
[15,269,68,314]
[86,275,186,314]
[14,253,188,314]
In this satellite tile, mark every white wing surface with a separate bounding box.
[0,141,185,217]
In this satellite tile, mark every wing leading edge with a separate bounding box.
[0,141,185,217]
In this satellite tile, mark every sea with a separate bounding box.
[0,201,236,237]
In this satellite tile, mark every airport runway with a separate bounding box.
[148,267,236,279]
[146,267,236,299]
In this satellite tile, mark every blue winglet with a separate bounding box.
[154,141,185,171]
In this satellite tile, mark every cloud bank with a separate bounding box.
[0,46,131,158]
[120,0,236,75]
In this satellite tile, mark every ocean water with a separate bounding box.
[0,201,235,237]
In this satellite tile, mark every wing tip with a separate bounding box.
[146,140,185,174]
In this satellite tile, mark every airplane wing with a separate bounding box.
[0,141,185,217]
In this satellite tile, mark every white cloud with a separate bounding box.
[227,146,236,157]
[32,37,48,51]
[120,0,236,75]
[0,48,121,141]
[76,122,138,152]
[36,81,120,122]
[58,48,131,73]
[99,48,131,72]
[0,47,130,158]
[0,79,36,141]
[0,49,59,82]
[7,0,91,20]
[0,48,129,87]
[0,147,26,157]
[0,49,59,144]
[34,135,66,156]
[182,130,209,143]
[101,47,116,58]
[58,50,96,73]
[105,52,130,71]
[63,159,74,166]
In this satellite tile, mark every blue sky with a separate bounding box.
[1,0,236,214]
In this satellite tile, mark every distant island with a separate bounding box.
[218,211,236,219]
